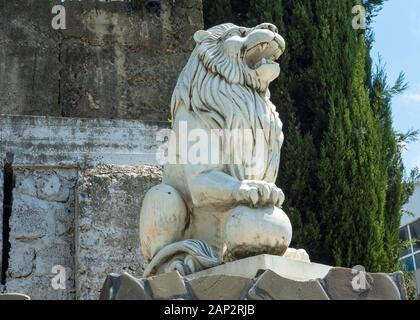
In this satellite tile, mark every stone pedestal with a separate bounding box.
[100,255,406,300]
[185,254,332,281]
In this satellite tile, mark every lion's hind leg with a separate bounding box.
[139,184,188,263]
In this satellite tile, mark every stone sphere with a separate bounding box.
[223,206,292,260]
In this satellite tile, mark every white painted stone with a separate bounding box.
[0,114,166,167]
[37,172,69,202]
[14,173,37,197]
[6,168,77,300]
[7,243,35,279]
[283,248,311,263]
[186,255,332,282]
[10,194,50,240]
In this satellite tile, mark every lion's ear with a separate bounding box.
[193,30,210,44]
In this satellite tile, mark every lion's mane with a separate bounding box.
[170,24,284,182]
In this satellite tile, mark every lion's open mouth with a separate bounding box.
[244,38,284,70]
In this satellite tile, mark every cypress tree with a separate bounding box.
[317,38,387,269]
[370,64,419,271]
[202,0,232,28]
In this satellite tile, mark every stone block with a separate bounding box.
[186,254,332,282]
[10,195,50,240]
[147,271,189,300]
[322,267,400,300]
[6,168,77,300]
[11,169,76,241]
[188,275,252,300]
[0,115,165,167]
[389,271,408,300]
[75,165,163,299]
[36,172,71,202]
[34,243,74,277]
[248,270,329,300]
[100,272,150,300]
[7,243,35,278]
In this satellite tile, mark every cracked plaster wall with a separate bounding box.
[6,168,77,299]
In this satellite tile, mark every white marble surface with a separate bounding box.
[140,23,308,276]
[186,255,332,282]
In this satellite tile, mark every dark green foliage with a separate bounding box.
[370,63,419,270]
[202,0,233,28]
[362,0,387,26]
[203,0,416,272]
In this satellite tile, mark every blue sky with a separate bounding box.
[371,0,420,173]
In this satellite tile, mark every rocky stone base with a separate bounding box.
[100,256,407,300]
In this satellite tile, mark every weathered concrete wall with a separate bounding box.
[6,168,77,299]
[0,114,166,167]
[0,0,203,121]
[0,0,61,117]
[75,165,162,299]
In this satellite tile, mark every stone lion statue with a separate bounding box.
[140,23,309,277]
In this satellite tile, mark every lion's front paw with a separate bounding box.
[283,248,310,263]
[234,180,284,207]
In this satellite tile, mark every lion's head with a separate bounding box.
[170,23,285,182]
[193,23,285,92]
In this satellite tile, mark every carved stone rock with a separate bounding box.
[389,271,408,300]
[188,275,252,300]
[147,271,189,300]
[248,270,329,300]
[99,255,404,300]
[321,267,401,300]
[185,254,331,282]
[100,273,150,300]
